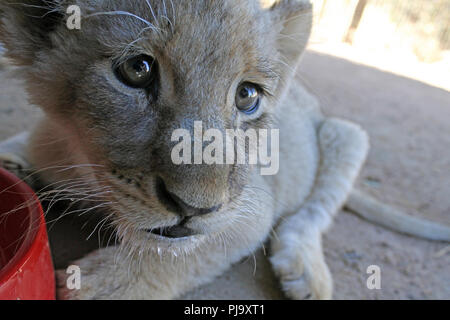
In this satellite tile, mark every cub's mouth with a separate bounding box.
[146,219,197,239]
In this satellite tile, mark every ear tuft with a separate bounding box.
[0,0,64,65]
[266,0,313,70]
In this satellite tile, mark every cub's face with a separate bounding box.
[0,0,312,247]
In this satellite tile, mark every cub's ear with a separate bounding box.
[0,0,64,65]
[263,0,313,70]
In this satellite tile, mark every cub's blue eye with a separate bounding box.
[235,83,261,115]
[115,55,157,89]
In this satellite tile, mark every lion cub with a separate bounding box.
[0,0,370,299]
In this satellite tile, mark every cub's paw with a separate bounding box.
[270,232,333,300]
[55,248,124,300]
[56,268,83,300]
[56,265,106,300]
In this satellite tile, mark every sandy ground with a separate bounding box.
[0,50,449,300]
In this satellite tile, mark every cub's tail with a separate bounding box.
[346,189,450,242]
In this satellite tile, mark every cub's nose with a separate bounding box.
[155,177,222,217]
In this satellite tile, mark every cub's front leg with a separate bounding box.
[56,246,185,300]
[56,246,184,300]
[56,247,130,300]
[270,118,369,299]
[56,238,239,300]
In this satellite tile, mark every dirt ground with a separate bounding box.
[0,50,449,300]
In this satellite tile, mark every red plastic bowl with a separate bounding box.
[0,167,55,300]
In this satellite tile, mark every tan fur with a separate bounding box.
[0,0,448,300]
